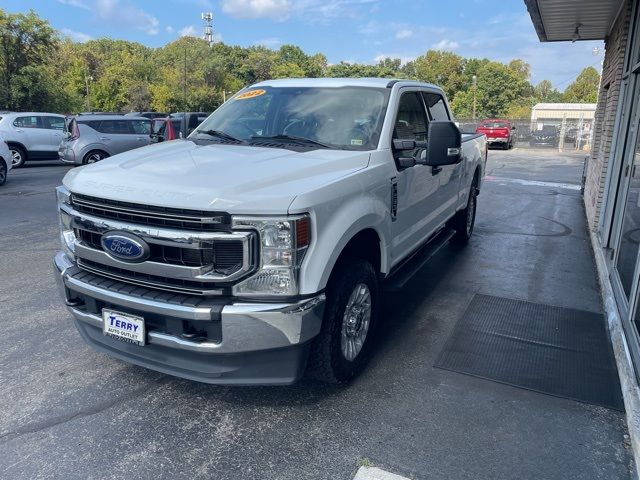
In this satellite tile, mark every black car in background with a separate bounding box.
[530,125,559,147]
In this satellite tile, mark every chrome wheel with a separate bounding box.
[11,149,22,167]
[340,283,372,361]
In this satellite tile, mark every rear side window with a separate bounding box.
[423,93,450,121]
[44,116,65,130]
[13,116,41,128]
[97,120,131,134]
[130,119,150,135]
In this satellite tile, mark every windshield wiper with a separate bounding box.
[196,129,246,143]
[250,134,333,149]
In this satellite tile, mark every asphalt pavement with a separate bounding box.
[0,150,633,479]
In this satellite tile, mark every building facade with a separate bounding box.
[525,0,640,468]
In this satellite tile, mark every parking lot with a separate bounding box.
[0,150,634,479]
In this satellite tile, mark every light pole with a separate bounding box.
[85,75,93,112]
[472,75,477,122]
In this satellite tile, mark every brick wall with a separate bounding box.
[584,0,633,231]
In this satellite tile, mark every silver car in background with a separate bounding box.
[0,134,12,185]
[0,112,66,167]
[59,115,151,165]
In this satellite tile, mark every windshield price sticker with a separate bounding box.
[235,89,266,100]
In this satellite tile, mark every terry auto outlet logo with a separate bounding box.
[101,232,150,263]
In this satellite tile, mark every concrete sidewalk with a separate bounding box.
[0,151,633,479]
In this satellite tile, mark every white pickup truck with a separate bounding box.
[53,78,487,385]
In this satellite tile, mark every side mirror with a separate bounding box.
[425,121,462,166]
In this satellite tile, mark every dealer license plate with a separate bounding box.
[102,309,146,346]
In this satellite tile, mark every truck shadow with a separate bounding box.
[174,242,465,407]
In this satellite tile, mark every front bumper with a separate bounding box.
[53,251,325,385]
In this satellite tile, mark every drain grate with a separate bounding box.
[435,294,624,410]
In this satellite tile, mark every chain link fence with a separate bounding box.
[457,117,594,152]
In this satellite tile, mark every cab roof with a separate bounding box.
[251,77,442,91]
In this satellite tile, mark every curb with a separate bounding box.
[590,228,640,479]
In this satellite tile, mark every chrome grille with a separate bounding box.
[71,193,231,232]
[63,196,257,296]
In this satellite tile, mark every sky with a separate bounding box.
[4,0,605,90]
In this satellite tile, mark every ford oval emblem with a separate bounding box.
[101,231,150,263]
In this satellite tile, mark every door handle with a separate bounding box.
[99,137,110,141]
[15,129,23,133]
[431,166,442,175]
[136,137,146,141]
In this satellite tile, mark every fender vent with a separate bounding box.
[390,178,398,221]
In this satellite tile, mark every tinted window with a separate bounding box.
[394,92,428,141]
[130,119,151,135]
[481,122,508,128]
[423,93,450,121]
[13,116,41,128]
[44,116,65,130]
[98,120,131,134]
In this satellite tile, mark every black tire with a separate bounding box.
[9,145,26,168]
[450,179,478,245]
[307,258,379,383]
[0,161,6,186]
[83,150,108,165]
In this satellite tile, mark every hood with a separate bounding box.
[63,140,370,214]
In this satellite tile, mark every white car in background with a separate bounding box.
[0,135,12,185]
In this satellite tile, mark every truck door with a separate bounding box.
[422,92,463,222]
[390,90,442,265]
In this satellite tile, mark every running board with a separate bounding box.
[384,228,456,292]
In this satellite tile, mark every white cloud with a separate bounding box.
[221,0,292,21]
[60,28,93,42]
[395,28,413,40]
[179,25,198,37]
[255,37,283,48]
[56,0,90,10]
[166,26,175,34]
[431,39,459,51]
[95,0,160,35]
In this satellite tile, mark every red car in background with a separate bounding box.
[151,117,180,143]
[476,119,515,149]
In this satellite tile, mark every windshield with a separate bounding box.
[191,86,390,151]
[481,122,508,128]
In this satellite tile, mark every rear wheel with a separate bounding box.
[307,258,379,383]
[450,179,478,245]
[83,150,108,164]
[9,145,26,168]
[0,161,7,186]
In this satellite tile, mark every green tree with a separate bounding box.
[406,50,466,99]
[563,66,600,103]
[534,79,563,103]
[0,9,59,109]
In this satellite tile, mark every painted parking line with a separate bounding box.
[485,175,581,191]
[353,466,411,480]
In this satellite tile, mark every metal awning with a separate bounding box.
[524,0,625,41]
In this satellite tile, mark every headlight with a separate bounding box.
[232,215,311,297]
[56,186,75,258]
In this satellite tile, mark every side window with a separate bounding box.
[44,116,65,130]
[13,116,40,129]
[423,93,450,121]
[394,92,428,141]
[99,120,130,134]
[130,120,150,135]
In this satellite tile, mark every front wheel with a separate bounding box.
[307,259,379,383]
[83,150,107,164]
[450,181,478,245]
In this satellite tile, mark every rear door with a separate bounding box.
[422,91,463,221]
[96,119,136,154]
[390,90,442,264]
[43,115,66,153]
[128,119,151,149]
